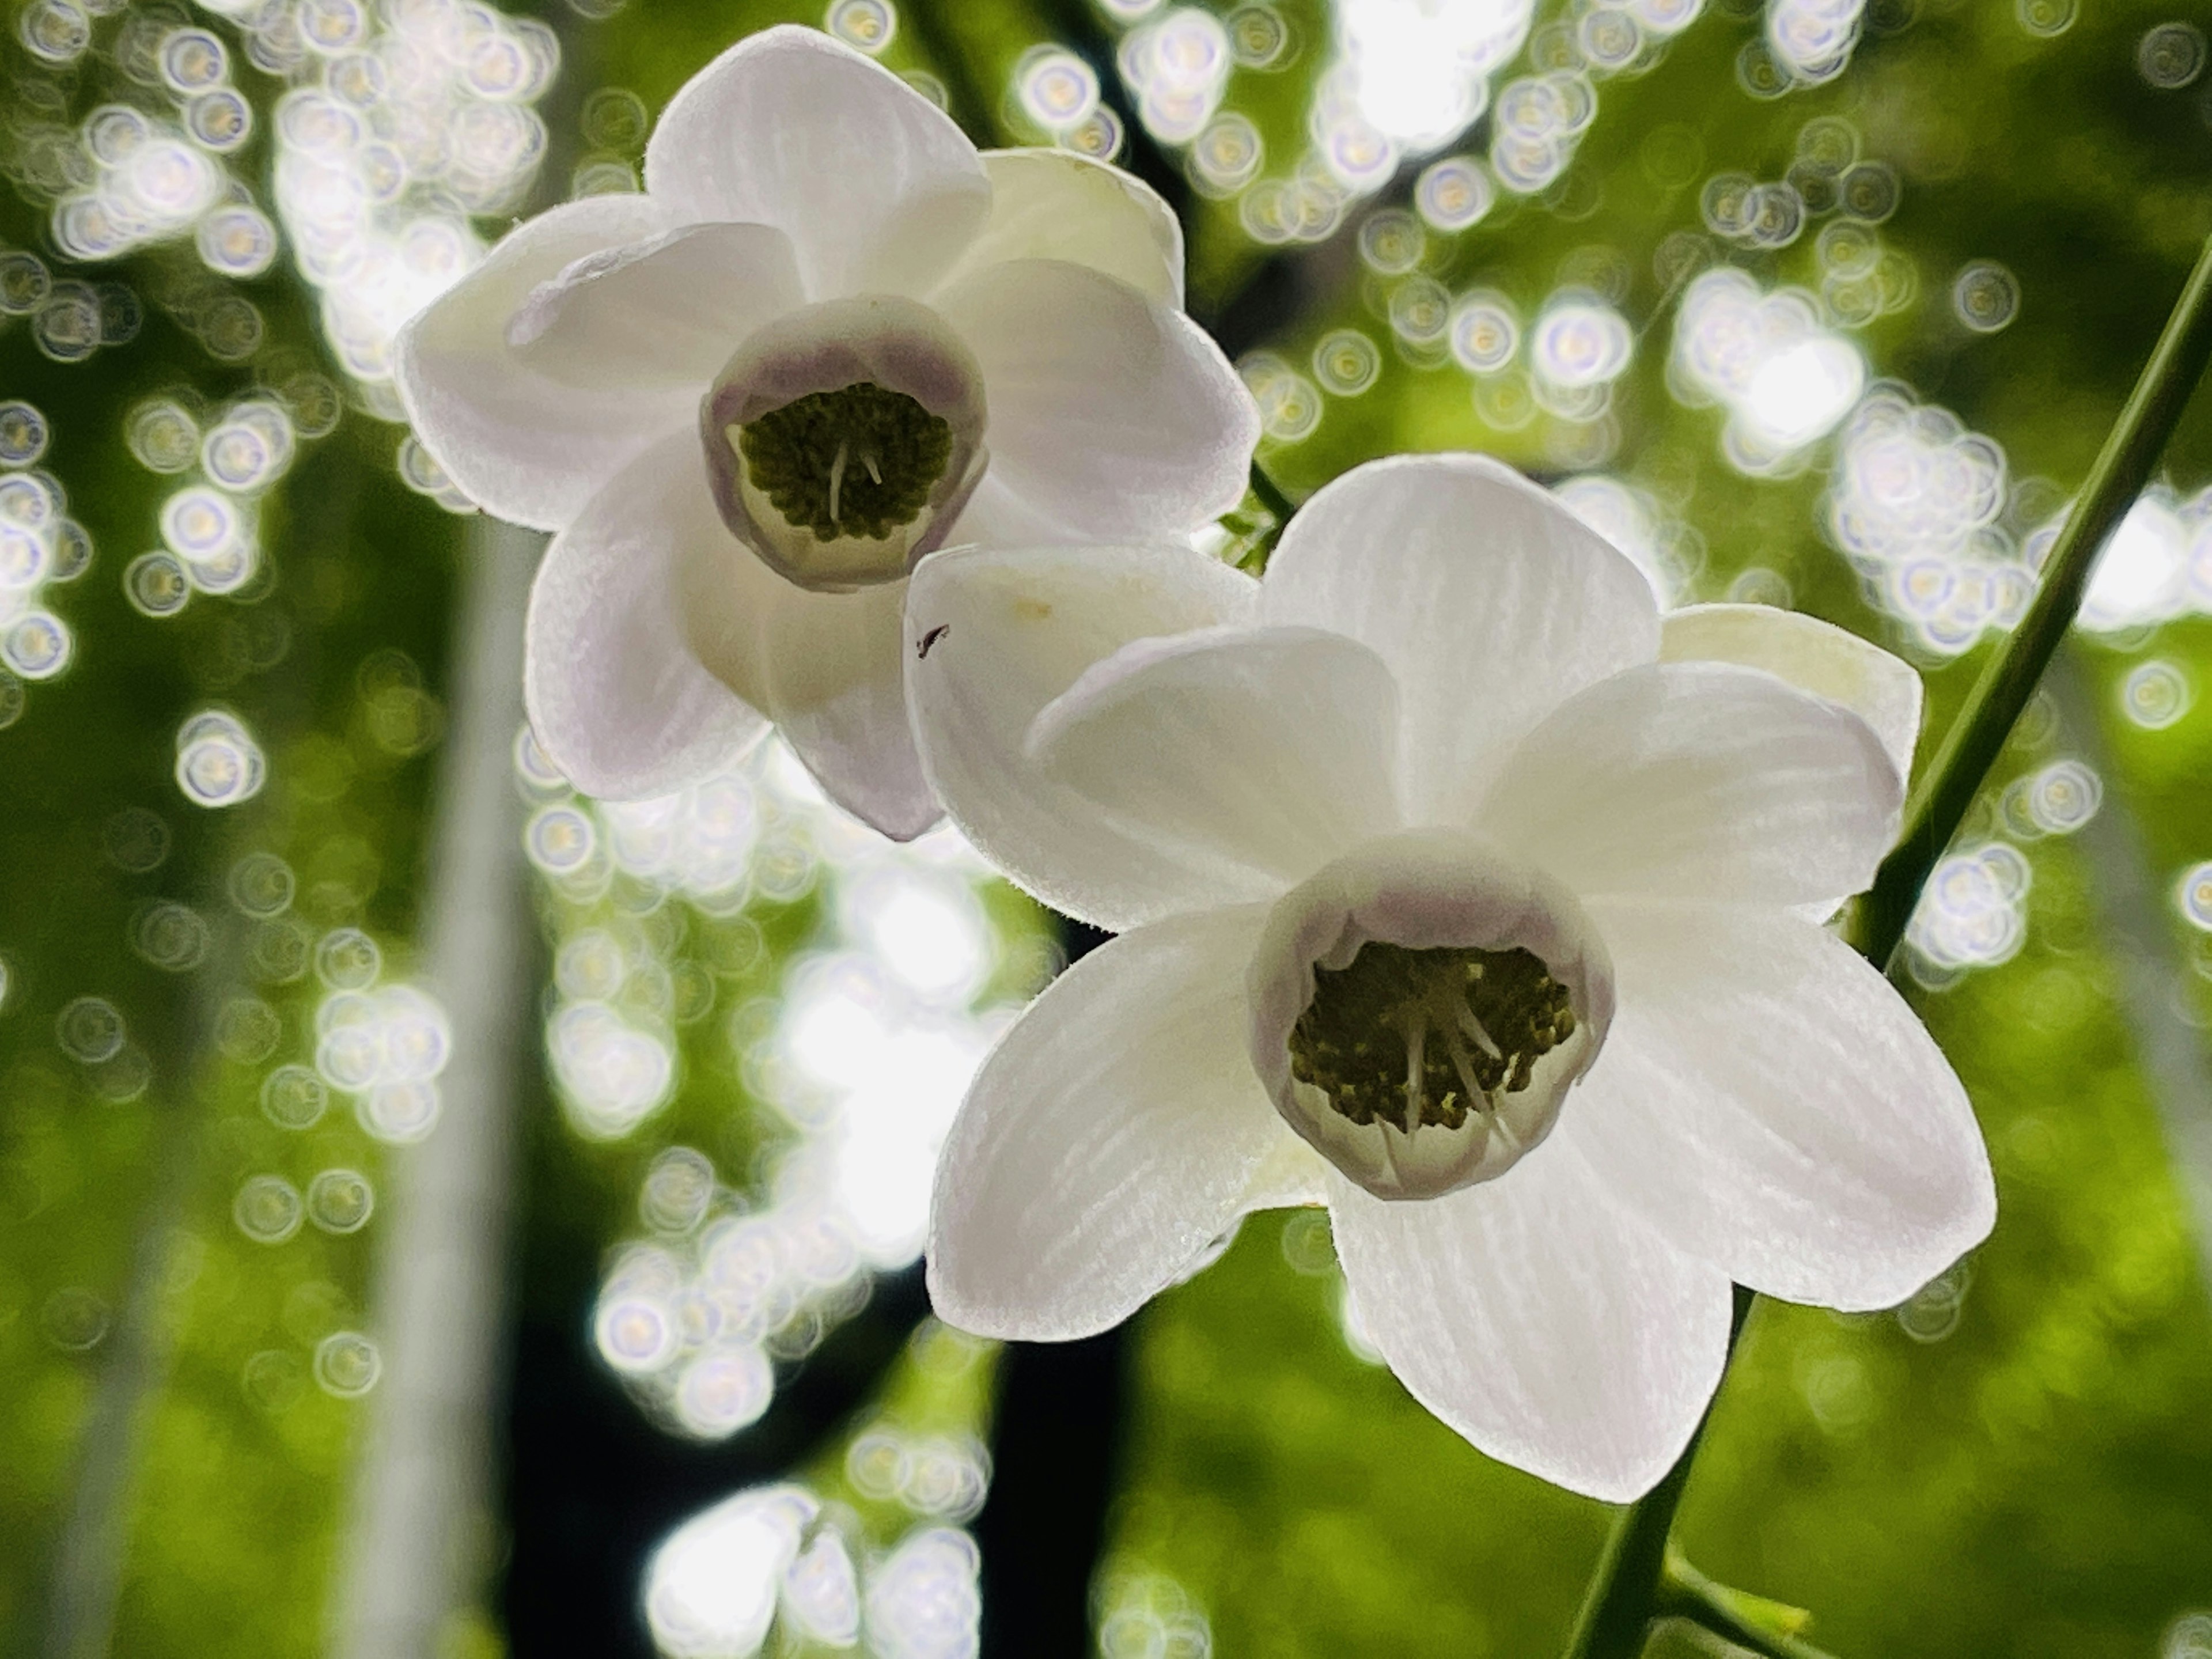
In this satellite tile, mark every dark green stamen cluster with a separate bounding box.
[1289,944,1577,1134]
[732,381,952,543]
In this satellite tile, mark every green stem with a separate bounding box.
[1566,229,2212,1659]
[1656,1557,1842,1659]
[1248,456,1297,525]
[1858,229,2212,971]
[1240,459,1299,567]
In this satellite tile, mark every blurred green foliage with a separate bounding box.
[2,0,2210,1655]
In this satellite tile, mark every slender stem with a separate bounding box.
[1656,1557,1842,1659]
[1238,458,1299,569]
[1565,229,2212,1659]
[1858,230,2212,971]
[1248,457,1297,525]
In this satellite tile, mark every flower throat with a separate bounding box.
[1289,943,1577,1135]
[730,381,952,544]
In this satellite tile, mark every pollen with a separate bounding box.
[731,381,953,543]
[1288,943,1578,1135]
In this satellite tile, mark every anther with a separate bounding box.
[1287,943,1578,1137]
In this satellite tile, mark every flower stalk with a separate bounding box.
[1563,226,2212,1659]
[1858,228,2212,969]
[1654,1554,1841,1659]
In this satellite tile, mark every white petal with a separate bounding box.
[1479,661,1902,907]
[676,454,937,838]
[505,220,805,388]
[1328,1144,1733,1502]
[1261,453,1661,824]
[393,194,692,531]
[526,433,770,798]
[763,579,939,840]
[643,25,988,300]
[938,469,1075,550]
[928,903,1300,1339]
[1561,899,1994,1309]
[935,258,1257,540]
[935,148,1183,307]
[1661,603,1922,785]
[1028,626,1401,896]
[903,542,1261,931]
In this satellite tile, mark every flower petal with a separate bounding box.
[525,433,770,799]
[935,148,1183,307]
[1661,603,1922,785]
[763,579,939,840]
[1261,454,1662,824]
[904,542,1261,931]
[928,903,1301,1340]
[673,453,937,838]
[505,220,805,389]
[935,258,1257,539]
[1328,1143,1733,1502]
[1479,661,1902,907]
[393,194,693,531]
[643,25,989,300]
[1561,899,1994,1309]
[1028,626,1402,896]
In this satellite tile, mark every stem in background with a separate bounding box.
[1858,230,2212,971]
[2043,654,2212,1300]
[329,518,540,1659]
[1565,229,2212,1659]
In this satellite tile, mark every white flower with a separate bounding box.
[393,25,1257,837]
[903,453,1994,1501]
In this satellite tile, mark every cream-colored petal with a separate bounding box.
[1661,603,1922,785]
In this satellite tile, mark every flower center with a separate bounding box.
[699,294,989,594]
[1289,942,1578,1137]
[728,381,953,546]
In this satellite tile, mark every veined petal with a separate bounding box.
[525,433,770,799]
[393,193,693,531]
[904,542,1262,931]
[1261,454,1662,824]
[1328,1144,1733,1502]
[928,903,1301,1340]
[643,25,989,300]
[1562,899,1994,1309]
[1479,661,1902,908]
[935,149,1183,307]
[763,578,938,840]
[935,258,1257,540]
[506,220,805,389]
[1661,603,1922,785]
[1028,626,1402,896]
